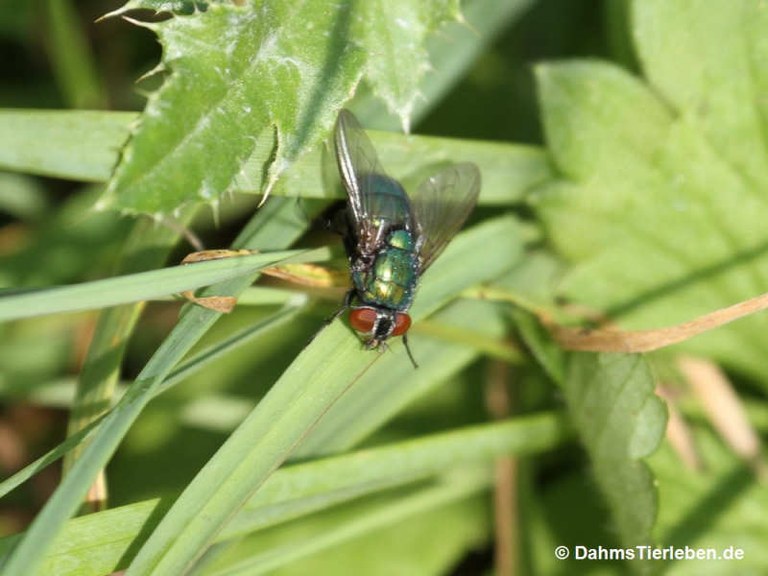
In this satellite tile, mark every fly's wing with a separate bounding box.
[334,110,390,253]
[411,162,480,272]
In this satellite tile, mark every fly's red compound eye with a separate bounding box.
[391,313,411,336]
[349,308,378,333]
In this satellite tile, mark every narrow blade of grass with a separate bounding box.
[0,304,303,501]
[0,248,327,321]
[0,198,317,576]
[208,472,491,576]
[44,0,107,109]
[63,214,191,476]
[0,110,134,181]
[0,413,568,575]
[124,215,522,575]
[0,110,551,206]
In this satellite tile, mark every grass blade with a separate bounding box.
[124,215,522,574]
[0,413,568,575]
[0,248,326,321]
[0,198,315,576]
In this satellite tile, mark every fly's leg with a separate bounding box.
[304,289,355,348]
[326,289,355,326]
[402,332,419,369]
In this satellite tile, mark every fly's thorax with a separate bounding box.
[387,228,414,251]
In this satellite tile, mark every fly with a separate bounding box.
[332,109,481,367]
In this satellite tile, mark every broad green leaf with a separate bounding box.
[118,0,535,134]
[100,0,474,214]
[356,0,461,131]
[101,1,363,214]
[564,353,666,551]
[634,0,768,190]
[116,1,228,12]
[533,57,768,383]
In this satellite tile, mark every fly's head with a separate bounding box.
[348,306,411,348]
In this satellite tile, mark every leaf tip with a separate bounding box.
[98,4,130,21]
[121,14,159,33]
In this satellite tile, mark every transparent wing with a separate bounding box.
[411,162,481,272]
[334,110,390,253]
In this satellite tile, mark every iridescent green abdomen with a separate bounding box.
[352,228,419,311]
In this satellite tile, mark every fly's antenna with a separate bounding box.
[402,333,419,369]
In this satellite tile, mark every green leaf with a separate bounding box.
[292,301,494,457]
[0,305,304,502]
[356,0,461,130]
[533,55,768,383]
[116,0,535,135]
[101,1,363,214]
[633,0,768,190]
[251,125,549,206]
[0,172,49,220]
[100,0,474,214]
[293,300,517,458]
[260,494,488,576]
[62,215,192,475]
[116,1,225,12]
[564,353,667,549]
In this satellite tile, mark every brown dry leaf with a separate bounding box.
[545,291,768,353]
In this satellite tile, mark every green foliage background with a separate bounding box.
[0,0,766,575]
